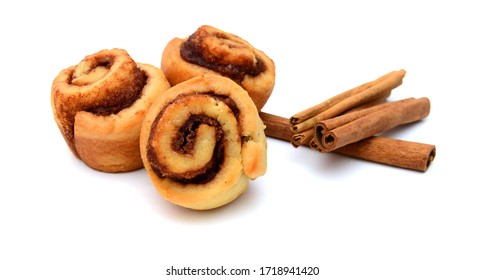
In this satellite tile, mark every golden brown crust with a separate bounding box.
[51,49,171,172]
[161,25,276,111]
[140,75,267,210]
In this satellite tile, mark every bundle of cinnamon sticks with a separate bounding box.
[260,69,436,172]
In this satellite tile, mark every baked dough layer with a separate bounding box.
[140,75,267,210]
[51,48,171,172]
[161,25,276,111]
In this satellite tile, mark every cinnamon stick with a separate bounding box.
[335,136,436,172]
[314,97,431,152]
[259,112,293,142]
[289,72,397,124]
[290,70,405,133]
[259,112,436,172]
[290,129,314,148]
[291,92,392,148]
[313,99,404,134]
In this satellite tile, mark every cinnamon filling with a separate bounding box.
[180,30,266,82]
[147,93,241,185]
[85,68,147,116]
[172,115,221,154]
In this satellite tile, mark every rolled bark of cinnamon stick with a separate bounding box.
[290,70,405,133]
[290,92,392,148]
[291,129,314,148]
[314,97,431,152]
[259,112,436,172]
[335,136,436,172]
[260,112,294,142]
[313,99,403,133]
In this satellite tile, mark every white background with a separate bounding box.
[1,1,483,279]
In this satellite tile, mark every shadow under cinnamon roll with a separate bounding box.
[140,75,267,210]
[161,25,276,111]
[51,48,171,172]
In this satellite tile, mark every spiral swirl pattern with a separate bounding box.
[51,48,170,172]
[161,25,276,111]
[140,75,267,210]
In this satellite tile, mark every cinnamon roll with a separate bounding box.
[161,25,276,111]
[140,75,267,210]
[51,48,171,172]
